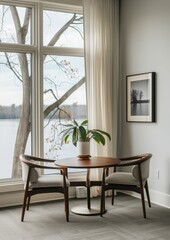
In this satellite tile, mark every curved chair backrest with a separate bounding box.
[20,155,39,183]
[132,153,152,181]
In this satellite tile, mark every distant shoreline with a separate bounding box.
[131,100,150,104]
[0,104,87,119]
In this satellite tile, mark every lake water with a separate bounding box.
[131,103,149,116]
[0,119,23,179]
[0,119,79,180]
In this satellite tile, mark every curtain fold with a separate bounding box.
[83,0,120,196]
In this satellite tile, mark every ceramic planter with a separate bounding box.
[77,139,91,159]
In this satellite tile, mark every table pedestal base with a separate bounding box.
[71,206,106,216]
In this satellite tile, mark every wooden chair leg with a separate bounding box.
[27,196,31,210]
[111,189,115,205]
[140,187,146,218]
[100,186,105,216]
[86,169,91,210]
[87,186,91,210]
[138,165,146,218]
[100,188,103,216]
[145,181,151,207]
[100,168,106,216]
[21,192,28,222]
[64,187,69,222]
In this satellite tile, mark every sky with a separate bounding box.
[131,79,149,100]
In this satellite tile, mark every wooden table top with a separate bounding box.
[54,156,121,169]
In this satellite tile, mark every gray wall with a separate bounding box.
[120,0,170,207]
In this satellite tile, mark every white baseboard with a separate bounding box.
[149,189,170,209]
[119,189,170,209]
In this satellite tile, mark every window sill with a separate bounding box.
[0,180,24,193]
[0,171,86,194]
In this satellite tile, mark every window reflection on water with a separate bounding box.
[131,103,150,116]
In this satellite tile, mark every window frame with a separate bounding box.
[0,0,85,195]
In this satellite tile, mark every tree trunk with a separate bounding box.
[10,6,31,178]
[12,53,30,178]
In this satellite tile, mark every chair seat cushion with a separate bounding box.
[105,172,140,186]
[30,174,70,188]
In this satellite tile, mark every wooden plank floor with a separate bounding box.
[0,193,170,240]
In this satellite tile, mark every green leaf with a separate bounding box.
[61,123,75,127]
[79,126,87,141]
[64,134,70,144]
[59,126,74,136]
[93,136,100,144]
[81,119,88,126]
[90,130,105,145]
[94,129,111,141]
[73,119,79,126]
[60,127,74,145]
[72,128,78,146]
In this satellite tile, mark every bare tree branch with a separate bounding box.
[4,52,23,82]
[44,107,59,128]
[70,25,83,39]
[0,5,8,32]
[44,77,85,119]
[9,6,31,44]
[44,106,71,128]
[10,6,22,43]
[47,14,77,46]
[43,14,78,62]
[22,8,31,41]
[44,89,58,101]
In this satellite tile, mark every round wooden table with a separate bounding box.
[55,156,121,216]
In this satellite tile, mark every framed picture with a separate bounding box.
[126,72,156,122]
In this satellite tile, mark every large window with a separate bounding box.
[0,1,86,181]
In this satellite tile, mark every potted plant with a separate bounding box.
[59,119,111,158]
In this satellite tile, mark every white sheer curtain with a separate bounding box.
[83,0,120,196]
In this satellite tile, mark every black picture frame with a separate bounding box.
[126,72,156,122]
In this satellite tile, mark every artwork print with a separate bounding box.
[126,72,155,122]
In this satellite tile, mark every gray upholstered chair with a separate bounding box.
[20,154,70,222]
[100,153,152,218]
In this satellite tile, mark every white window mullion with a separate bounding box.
[31,2,38,157]
[37,2,44,157]
[42,1,82,14]
[0,43,36,53]
[43,46,84,57]
[31,2,44,158]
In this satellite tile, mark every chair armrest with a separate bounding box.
[29,162,64,172]
[120,155,142,161]
[119,159,141,167]
[20,154,64,173]
[120,153,152,162]
[119,153,152,166]
[22,154,55,163]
